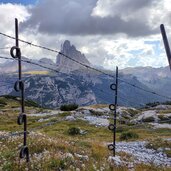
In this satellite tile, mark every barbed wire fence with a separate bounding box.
[0,19,171,161]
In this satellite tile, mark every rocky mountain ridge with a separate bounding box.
[0,40,171,108]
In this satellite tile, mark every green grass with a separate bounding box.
[0,97,171,170]
[119,131,139,141]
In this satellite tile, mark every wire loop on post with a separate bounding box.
[108,144,114,151]
[109,104,115,111]
[10,46,21,59]
[20,146,29,162]
[17,114,26,125]
[14,80,24,92]
[10,18,29,163]
[110,84,116,91]
[108,124,115,131]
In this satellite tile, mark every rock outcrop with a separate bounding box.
[56,40,90,72]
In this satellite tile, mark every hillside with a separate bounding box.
[0,40,171,108]
[0,96,171,170]
[121,66,171,97]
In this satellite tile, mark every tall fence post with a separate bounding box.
[108,66,118,156]
[10,18,29,162]
[160,24,171,70]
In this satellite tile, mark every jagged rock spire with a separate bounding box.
[56,40,90,72]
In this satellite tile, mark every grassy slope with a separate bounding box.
[0,97,171,171]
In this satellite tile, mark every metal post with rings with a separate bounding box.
[10,18,29,162]
[160,24,171,70]
[108,66,118,156]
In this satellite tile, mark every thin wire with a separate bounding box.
[0,32,114,77]
[2,55,171,106]
[0,47,11,50]
[0,55,170,107]
[118,78,171,100]
[0,32,171,101]
[0,56,111,105]
[118,90,152,108]
[0,56,64,75]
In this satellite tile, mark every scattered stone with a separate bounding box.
[131,110,158,124]
[74,153,89,161]
[108,156,122,166]
[64,153,74,159]
[152,105,171,110]
[65,115,75,121]
[83,116,109,127]
[112,141,171,167]
[150,123,171,129]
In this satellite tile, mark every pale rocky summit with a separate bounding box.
[56,40,90,72]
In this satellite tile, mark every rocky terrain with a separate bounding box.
[0,96,171,170]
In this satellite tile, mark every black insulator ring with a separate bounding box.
[108,124,115,131]
[110,84,116,91]
[20,146,29,162]
[14,80,24,92]
[108,144,114,151]
[10,46,21,59]
[17,113,26,125]
[109,104,115,111]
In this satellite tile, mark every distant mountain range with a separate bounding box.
[0,40,170,108]
[120,66,171,97]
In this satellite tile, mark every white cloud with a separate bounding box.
[0,1,170,70]
[0,3,30,58]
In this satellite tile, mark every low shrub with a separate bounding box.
[68,127,80,135]
[0,99,7,107]
[25,99,40,107]
[158,115,168,121]
[119,131,139,141]
[127,109,139,117]
[60,104,78,111]
[145,102,160,107]
[142,117,155,122]
[90,110,103,116]
[1,95,18,100]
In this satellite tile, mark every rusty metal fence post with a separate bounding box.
[108,66,118,156]
[10,18,29,162]
[160,24,171,70]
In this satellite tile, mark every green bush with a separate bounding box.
[116,126,124,133]
[127,109,139,117]
[158,115,168,121]
[0,99,7,107]
[25,99,40,107]
[68,127,80,135]
[119,131,139,141]
[60,104,78,111]
[142,117,155,122]
[162,101,171,105]
[1,95,18,100]
[145,102,160,107]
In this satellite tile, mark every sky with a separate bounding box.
[0,0,171,70]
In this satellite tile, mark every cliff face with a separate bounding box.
[56,40,90,72]
[0,40,170,108]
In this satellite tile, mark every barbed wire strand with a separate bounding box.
[1,32,171,100]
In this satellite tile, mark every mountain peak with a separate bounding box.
[63,40,70,48]
[62,40,76,52]
[56,40,90,72]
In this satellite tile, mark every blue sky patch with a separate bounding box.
[0,0,36,5]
